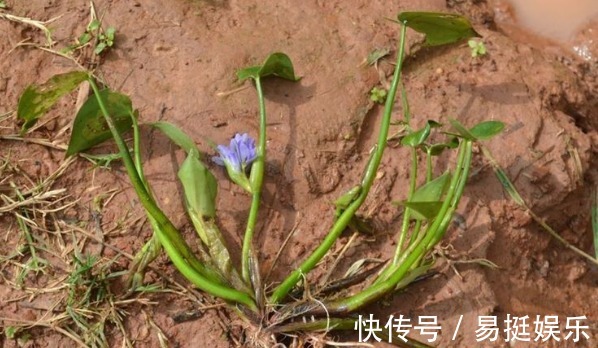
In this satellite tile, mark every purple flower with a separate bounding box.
[213,133,257,193]
[213,133,257,173]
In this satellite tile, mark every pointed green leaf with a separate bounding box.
[401,120,441,147]
[17,71,88,134]
[397,12,481,46]
[178,151,217,220]
[469,121,504,140]
[398,201,444,220]
[412,172,452,203]
[449,118,476,140]
[399,172,452,220]
[66,89,133,156]
[149,121,200,157]
[237,52,299,82]
[493,166,525,207]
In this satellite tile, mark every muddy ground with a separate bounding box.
[0,0,596,347]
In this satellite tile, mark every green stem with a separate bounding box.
[87,77,256,310]
[325,141,472,313]
[242,77,267,284]
[131,111,147,185]
[269,23,409,304]
[428,141,472,247]
[394,147,418,263]
[426,150,433,182]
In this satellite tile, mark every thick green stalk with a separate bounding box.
[323,141,472,313]
[428,141,472,247]
[126,112,164,290]
[269,24,409,304]
[393,147,418,263]
[242,77,267,284]
[88,77,256,309]
[426,150,433,182]
[375,142,468,285]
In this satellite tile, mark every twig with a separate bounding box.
[482,145,598,266]
[265,213,302,282]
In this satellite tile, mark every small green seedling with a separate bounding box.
[64,18,116,55]
[370,86,387,104]
[4,326,18,339]
[94,24,116,55]
[468,38,487,57]
[0,1,7,9]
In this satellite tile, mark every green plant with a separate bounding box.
[64,17,116,56]
[15,11,499,346]
[468,38,487,57]
[370,86,387,104]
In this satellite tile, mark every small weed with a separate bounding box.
[370,86,387,104]
[0,1,7,9]
[468,38,487,57]
[4,326,18,339]
[64,254,129,347]
[64,18,116,56]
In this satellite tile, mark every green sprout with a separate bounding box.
[468,38,487,57]
[0,1,7,9]
[370,86,387,104]
[64,18,116,55]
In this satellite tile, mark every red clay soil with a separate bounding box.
[0,0,596,347]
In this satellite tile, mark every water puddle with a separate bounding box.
[492,0,598,61]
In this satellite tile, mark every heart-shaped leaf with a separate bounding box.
[397,12,481,46]
[237,52,299,82]
[17,71,88,134]
[412,171,451,203]
[396,172,452,220]
[66,89,133,156]
[150,121,200,156]
[469,120,504,140]
[400,201,444,220]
